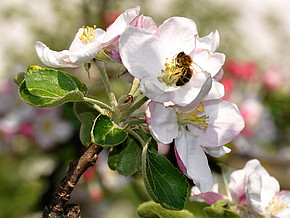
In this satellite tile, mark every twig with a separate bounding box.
[42,143,103,218]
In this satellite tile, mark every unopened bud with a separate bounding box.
[118,94,133,109]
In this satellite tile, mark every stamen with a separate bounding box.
[265,196,290,216]
[177,102,209,130]
[79,25,97,44]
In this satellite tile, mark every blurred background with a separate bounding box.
[0,0,289,217]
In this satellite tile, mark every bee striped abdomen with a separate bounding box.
[176,67,193,86]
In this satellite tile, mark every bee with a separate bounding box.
[175,52,194,86]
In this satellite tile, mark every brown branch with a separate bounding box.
[42,143,103,218]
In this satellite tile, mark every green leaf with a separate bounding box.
[108,128,158,176]
[13,72,25,86]
[203,199,242,218]
[138,201,194,218]
[142,141,189,210]
[74,102,99,146]
[108,135,142,176]
[92,114,127,147]
[17,68,87,108]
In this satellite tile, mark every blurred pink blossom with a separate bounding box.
[262,66,283,90]
[225,59,258,82]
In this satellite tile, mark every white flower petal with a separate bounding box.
[156,17,198,58]
[147,101,178,144]
[102,6,140,45]
[202,145,231,158]
[196,29,220,52]
[247,172,280,215]
[202,79,224,101]
[65,41,101,65]
[140,77,174,103]
[172,71,212,106]
[194,99,245,147]
[35,41,75,68]
[175,128,213,192]
[192,49,225,77]
[120,27,163,78]
[246,173,264,214]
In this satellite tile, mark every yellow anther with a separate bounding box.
[177,102,209,130]
[266,196,289,216]
[79,25,96,44]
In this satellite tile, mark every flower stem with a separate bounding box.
[127,128,145,146]
[94,60,117,108]
[83,97,113,114]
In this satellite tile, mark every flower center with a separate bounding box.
[158,57,183,86]
[177,102,209,130]
[79,25,97,44]
[265,196,290,216]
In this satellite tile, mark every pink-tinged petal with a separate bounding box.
[156,17,198,58]
[120,27,163,79]
[172,71,212,106]
[193,99,245,147]
[147,101,178,144]
[228,169,247,204]
[198,192,224,205]
[140,16,158,32]
[213,68,224,81]
[190,185,225,204]
[35,41,75,68]
[174,145,187,173]
[202,145,231,158]
[196,29,220,52]
[175,128,213,192]
[191,49,225,77]
[140,77,174,103]
[102,6,140,45]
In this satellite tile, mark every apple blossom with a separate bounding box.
[231,159,290,218]
[35,26,105,68]
[190,159,290,217]
[120,17,225,106]
[33,108,73,149]
[146,99,245,192]
[35,6,143,67]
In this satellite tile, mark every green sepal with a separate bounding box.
[95,49,115,63]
